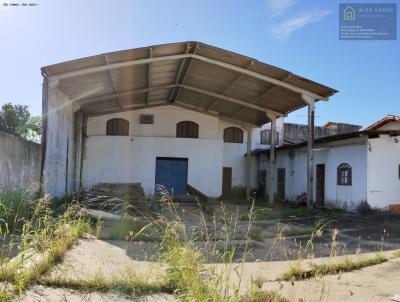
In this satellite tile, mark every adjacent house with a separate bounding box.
[256,115,400,210]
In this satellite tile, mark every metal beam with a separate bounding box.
[180,84,285,115]
[77,84,176,106]
[104,54,121,108]
[77,83,285,116]
[168,42,191,103]
[174,101,259,127]
[206,60,254,111]
[173,43,200,103]
[48,53,327,101]
[233,75,291,118]
[87,101,168,117]
[146,47,153,106]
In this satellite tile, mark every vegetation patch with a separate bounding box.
[240,288,289,302]
[246,207,347,221]
[0,190,91,299]
[40,274,172,297]
[281,253,387,281]
[108,215,161,241]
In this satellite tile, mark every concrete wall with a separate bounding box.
[252,117,284,149]
[283,123,361,144]
[0,131,41,190]
[82,105,257,197]
[42,79,77,197]
[260,137,368,210]
[367,135,400,209]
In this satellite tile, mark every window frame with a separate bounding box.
[106,118,129,136]
[260,129,279,145]
[337,163,352,186]
[223,127,244,144]
[176,121,199,138]
[140,114,154,124]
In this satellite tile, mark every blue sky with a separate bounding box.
[0,0,399,127]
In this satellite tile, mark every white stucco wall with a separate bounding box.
[220,120,248,189]
[367,135,400,209]
[252,117,284,150]
[83,136,223,196]
[82,105,257,196]
[260,137,368,210]
[320,142,368,210]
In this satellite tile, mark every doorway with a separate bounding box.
[316,164,325,206]
[277,168,285,201]
[155,157,188,195]
[222,167,232,197]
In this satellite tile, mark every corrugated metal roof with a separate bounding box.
[41,41,338,126]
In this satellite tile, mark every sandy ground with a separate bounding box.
[48,239,164,282]
[265,257,400,302]
[19,238,400,302]
[20,287,174,302]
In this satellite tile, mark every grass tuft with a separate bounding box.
[39,274,172,297]
[281,253,387,281]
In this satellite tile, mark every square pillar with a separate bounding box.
[266,114,277,204]
[302,95,316,209]
[245,127,253,199]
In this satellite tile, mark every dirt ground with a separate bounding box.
[20,203,400,301]
[20,239,400,302]
[20,287,174,302]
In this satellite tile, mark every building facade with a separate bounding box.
[82,105,259,197]
[257,116,400,210]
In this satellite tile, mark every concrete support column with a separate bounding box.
[267,114,277,204]
[302,95,316,209]
[72,110,85,192]
[39,76,48,191]
[245,127,253,199]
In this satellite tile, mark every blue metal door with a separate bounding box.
[155,158,188,195]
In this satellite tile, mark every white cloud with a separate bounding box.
[271,9,332,40]
[266,0,298,16]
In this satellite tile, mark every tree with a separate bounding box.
[0,103,42,140]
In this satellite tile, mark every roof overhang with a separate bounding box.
[41,41,338,126]
[364,115,400,131]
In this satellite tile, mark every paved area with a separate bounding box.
[264,257,400,302]
[19,204,400,301]
[20,287,174,302]
[97,204,400,262]
[22,239,400,302]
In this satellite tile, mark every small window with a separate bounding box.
[224,127,243,143]
[176,121,199,138]
[337,163,352,186]
[260,130,279,145]
[140,114,154,124]
[106,118,129,136]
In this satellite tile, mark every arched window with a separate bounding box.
[337,163,352,186]
[176,121,199,138]
[224,127,243,143]
[106,118,129,136]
